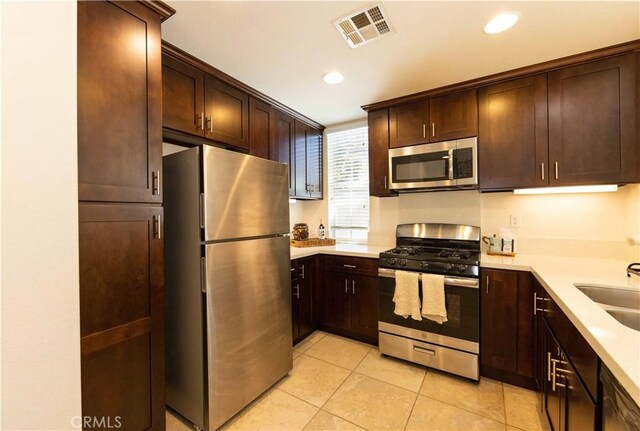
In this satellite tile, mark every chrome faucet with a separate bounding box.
[627,263,640,278]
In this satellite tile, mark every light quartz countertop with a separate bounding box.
[290,244,640,399]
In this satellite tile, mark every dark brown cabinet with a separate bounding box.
[291,258,315,345]
[294,120,323,199]
[272,109,295,196]
[249,98,273,159]
[479,75,549,191]
[162,55,249,150]
[480,269,536,389]
[79,204,165,431]
[389,100,429,148]
[388,90,477,148]
[78,0,163,204]
[78,2,172,429]
[548,53,638,186]
[429,90,478,142]
[368,109,395,197]
[321,256,378,344]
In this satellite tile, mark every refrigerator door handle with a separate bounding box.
[200,257,207,293]
[199,193,205,229]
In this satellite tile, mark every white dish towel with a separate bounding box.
[421,273,448,324]
[393,270,422,321]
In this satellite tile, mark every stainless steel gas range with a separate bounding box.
[378,223,481,380]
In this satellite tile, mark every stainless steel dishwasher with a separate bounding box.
[601,365,640,431]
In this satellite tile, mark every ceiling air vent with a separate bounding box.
[333,2,395,49]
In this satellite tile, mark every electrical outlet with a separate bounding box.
[510,214,521,227]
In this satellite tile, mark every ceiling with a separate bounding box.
[162,1,640,127]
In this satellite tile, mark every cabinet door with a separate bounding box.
[291,277,301,343]
[368,109,395,197]
[548,54,637,185]
[78,1,162,204]
[298,259,315,341]
[480,269,518,373]
[204,75,249,149]
[350,275,379,341]
[79,204,164,431]
[249,97,273,159]
[307,127,323,199]
[272,110,295,196]
[322,272,351,331]
[479,75,548,190]
[543,321,564,431]
[517,272,536,379]
[294,120,310,198]
[162,55,205,137]
[429,90,478,142]
[389,100,429,148]
[563,359,597,431]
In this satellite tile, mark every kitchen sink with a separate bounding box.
[606,309,640,332]
[574,284,640,310]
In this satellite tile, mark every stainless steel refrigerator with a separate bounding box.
[163,146,292,431]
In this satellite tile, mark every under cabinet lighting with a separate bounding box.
[513,185,618,195]
[484,12,519,34]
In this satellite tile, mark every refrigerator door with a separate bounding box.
[204,235,292,430]
[202,145,289,241]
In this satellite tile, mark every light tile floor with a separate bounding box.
[167,331,550,431]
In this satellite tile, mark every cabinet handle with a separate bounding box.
[422,124,426,139]
[541,162,545,181]
[413,345,436,356]
[547,352,552,382]
[551,358,559,391]
[431,123,435,138]
[153,215,161,239]
[294,284,300,299]
[152,171,161,195]
[197,112,204,130]
[207,116,213,133]
[384,175,388,190]
[301,264,305,279]
[343,264,357,269]
[554,162,559,180]
[485,275,489,294]
[345,279,348,293]
[290,268,295,272]
[352,279,355,295]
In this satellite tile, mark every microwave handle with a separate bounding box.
[448,149,454,180]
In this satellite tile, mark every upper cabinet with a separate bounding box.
[388,90,477,148]
[368,109,395,197]
[249,98,273,159]
[78,0,163,203]
[272,109,295,196]
[294,121,323,199]
[162,55,248,150]
[389,100,429,148]
[429,90,478,142]
[548,53,637,186]
[479,75,549,190]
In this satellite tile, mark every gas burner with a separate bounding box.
[437,249,472,260]
[390,246,421,256]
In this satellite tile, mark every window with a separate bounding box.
[327,126,369,243]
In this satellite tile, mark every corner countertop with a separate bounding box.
[290,244,640,399]
[482,253,640,401]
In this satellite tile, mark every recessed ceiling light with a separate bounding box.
[484,12,519,34]
[323,71,344,84]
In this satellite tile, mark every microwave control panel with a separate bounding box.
[453,148,473,179]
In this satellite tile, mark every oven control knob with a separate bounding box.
[420,261,429,269]
[456,264,467,273]
[399,259,407,267]
[388,258,397,266]
[444,263,453,272]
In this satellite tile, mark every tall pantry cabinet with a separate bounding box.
[77,2,174,430]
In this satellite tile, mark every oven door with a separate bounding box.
[388,141,456,190]
[378,268,479,352]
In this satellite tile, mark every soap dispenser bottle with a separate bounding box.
[318,219,326,240]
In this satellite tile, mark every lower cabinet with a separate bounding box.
[291,257,316,345]
[320,256,379,344]
[480,269,536,389]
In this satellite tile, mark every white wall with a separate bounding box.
[1,2,82,429]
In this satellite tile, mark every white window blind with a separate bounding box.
[327,126,369,243]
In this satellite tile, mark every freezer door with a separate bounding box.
[204,236,292,430]
[202,146,289,241]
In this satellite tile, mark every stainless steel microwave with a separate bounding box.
[388,137,478,191]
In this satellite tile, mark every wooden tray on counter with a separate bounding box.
[487,251,516,257]
[291,238,336,248]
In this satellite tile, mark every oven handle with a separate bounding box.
[378,268,479,289]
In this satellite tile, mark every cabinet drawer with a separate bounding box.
[327,255,378,277]
[544,293,599,402]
